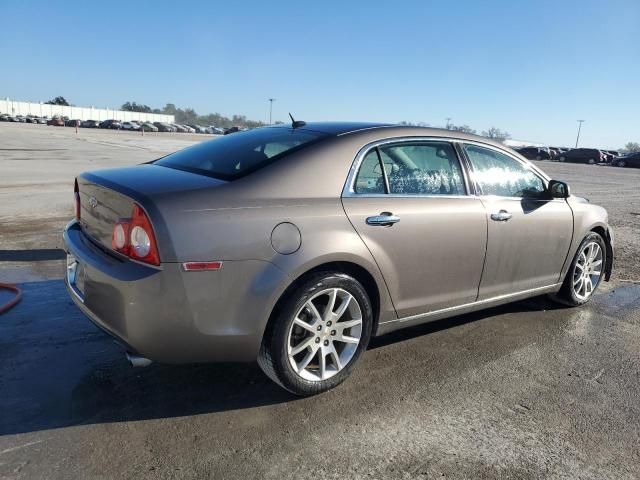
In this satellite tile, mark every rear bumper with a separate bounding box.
[63,220,289,364]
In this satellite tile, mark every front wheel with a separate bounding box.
[617,160,627,168]
[553,233,606,306]
[258,272,373,396]
[587,158,596,165]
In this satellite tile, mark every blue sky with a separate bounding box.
[1,0,638,148]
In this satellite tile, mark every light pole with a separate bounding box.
[268,98,276,124]
[575,119,585,148]
[445,117,452,129]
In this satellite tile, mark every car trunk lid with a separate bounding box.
[77,164,226,254]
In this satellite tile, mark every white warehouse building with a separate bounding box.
[0,98,175,123]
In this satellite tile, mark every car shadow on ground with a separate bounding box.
[0,279,566,437]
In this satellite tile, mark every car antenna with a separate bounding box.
[289,113,306,129]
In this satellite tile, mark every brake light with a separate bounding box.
[74,179,81,220]
[110,204,160,266]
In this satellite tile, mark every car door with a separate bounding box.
[461,143,573,300]
[342,139,488,318]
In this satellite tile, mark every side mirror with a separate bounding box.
[548,180,570,199]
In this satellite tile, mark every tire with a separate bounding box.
[559,156,566,162]
[536,155,542,160]
[258,272,373,396]
[587,158,596,165]
[552,233,606,307]
[617,160,626,168]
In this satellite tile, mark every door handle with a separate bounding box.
[490,210,512,222]
[366,212,400,226]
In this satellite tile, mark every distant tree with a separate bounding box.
[449,124,476,134]
[138,102,267,128]
[482,127,511,141]
[624,142,640,153]
[45,96,70,106]
[162,103,178,116]
[121,101,152,113]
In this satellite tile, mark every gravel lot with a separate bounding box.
[1,122,639,479]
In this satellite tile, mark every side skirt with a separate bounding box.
[376,283,562,336]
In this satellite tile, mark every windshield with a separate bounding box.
[155,127,327,180]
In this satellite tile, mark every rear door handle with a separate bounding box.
[490,210,512,222]
[366,212,400,226]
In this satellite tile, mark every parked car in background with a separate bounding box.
[47,117,65,127]
[36,117,48,124]
[121,121,141,131]
[140,122,159,132]
[64,122,613,396]
[66,119,81,127]
[153,122,175,132]
[171,124,187,133]
[188,124,208,134]
[100,119,122,130]
[209,126,225,135]
[516,147,551,160]
[558,148,605,164]
[81,120,100,128]
[15,115,27,123]
[224,126,241,135]
[182,125,196,133]
[550,147,568,160]
[548,148,561,160]
[25,116,38,123]
[0,114,10,121]
[615,152,640,168]
[602,150,620,163]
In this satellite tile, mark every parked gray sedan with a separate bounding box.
[63,122,613,395]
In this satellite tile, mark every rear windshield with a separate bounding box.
[155,127,327,180]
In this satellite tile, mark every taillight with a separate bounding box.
[74,179,81,220]
[111,220,130,254]
[110,204,160,266]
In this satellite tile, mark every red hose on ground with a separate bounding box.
[0,283,22,314]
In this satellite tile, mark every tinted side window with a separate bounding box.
[377,142,464,195]
[354,150,385,194]
[463,144,545,197]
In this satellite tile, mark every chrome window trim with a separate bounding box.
[342,136,473,198]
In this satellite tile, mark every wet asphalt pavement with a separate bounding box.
[1,277,639,479]
[1,124,640,478]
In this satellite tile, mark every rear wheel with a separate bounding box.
[559,156,566,162]
[617,160,627,167]
[258,272,373,396]
[553,233,606,306]
[587,158,596,164]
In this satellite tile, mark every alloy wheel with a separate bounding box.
[572,241,603,301]
[287,288,363,381]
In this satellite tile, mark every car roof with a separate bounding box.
[278,122,510,151]
[269,121,390,136]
